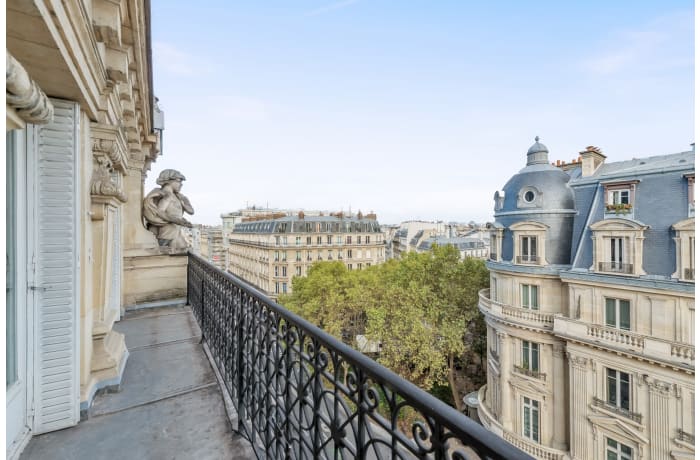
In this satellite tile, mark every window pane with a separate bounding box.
[532,344,539,372]
[621,445,632,455]
[522,342,530,368]
[607,438,616,448]
[522,285,528,306]
[532,286,538,309]
[523,406,530,436]
[606,299,616,327]
[607,451,617,460]
[6,132,17,388]
[619,300,630,330]
[532,408,539,441]
[607,369,617,405]
[620,372,630,409]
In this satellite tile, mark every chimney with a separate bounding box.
[580,145,606,177]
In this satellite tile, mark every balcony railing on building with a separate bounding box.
[512,365,546,381]
[598,262,633,274]
[591,397,642,424]
[187,253,530,460]
[516,255,539,264]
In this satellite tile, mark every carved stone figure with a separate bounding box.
[143,169,194,248]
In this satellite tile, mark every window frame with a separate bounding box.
[522,396,540,443]
[604,297,631,331]
[521,284,539,310]
[606,368,631,411]
[521,341,539,372]
[605,438,633,460]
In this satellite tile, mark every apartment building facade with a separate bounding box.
[478,139,695,460]
[228,214,385,299]
[6,0,162,457]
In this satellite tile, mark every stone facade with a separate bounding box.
[6,1,164,457]
[478,139,695,460]
[228,214,385,300]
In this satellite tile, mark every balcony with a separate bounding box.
[591,397,642,424]
[20,304,256,459]
[186,254,530,459]
[554,316,694,370]
[478,289,555,331]
[515,255,540,265]
[598,262,633,274]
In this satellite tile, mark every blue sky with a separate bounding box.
[148,1,694,225]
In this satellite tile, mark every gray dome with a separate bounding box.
[498,168,574,214]
[527,137,548,155]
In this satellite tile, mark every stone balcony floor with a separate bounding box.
[21,305,256,460]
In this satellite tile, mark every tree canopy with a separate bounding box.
[279,244,489,407]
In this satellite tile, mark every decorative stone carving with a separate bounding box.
[647,378,672,396]
[6,50,54,124]
[91,155,127,203]
[568,353,589,370]
[143,169,194,249]
[92,123,129,172]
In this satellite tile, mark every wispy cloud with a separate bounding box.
[304,0,360,17]
[153,41,211,77]
[579,10,692,76]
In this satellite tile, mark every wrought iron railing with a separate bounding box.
[187,252,531,460]
[598,262,633,274]
[592,397,642,424]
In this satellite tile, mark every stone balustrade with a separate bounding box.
[478,288,555,330]
[554,316,694,369]
[503,431,568,460]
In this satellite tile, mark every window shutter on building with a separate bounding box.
[32,99,81,433]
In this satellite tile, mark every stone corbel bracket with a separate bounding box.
[90,154,127,219]
[92,122,129,173]
[6,50,54,125]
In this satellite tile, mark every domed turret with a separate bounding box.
[493,137,577,265]
[527,136,549,165]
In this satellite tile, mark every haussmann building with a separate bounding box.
[478,138,694,460]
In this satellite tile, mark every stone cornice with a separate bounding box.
[6,51,54,124]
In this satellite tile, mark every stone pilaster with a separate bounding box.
[648,378,672,459]
[552,343,568,450]
[568,353,589,460]
[498,332,513,430]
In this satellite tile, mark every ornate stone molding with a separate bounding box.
[91,155,127,205]
[6,50,54,124]
[567,353,589,370]
[552,342,566,358]
[646,377,672,396]
[92,123,129,172]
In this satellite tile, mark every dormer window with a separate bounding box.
[603,181,638,218]
[685,174,694,217]
[486,222,504,262]
[520,236,538,264]
[510,221,548,266]
[672,218,695,282]
[590,219,648,276]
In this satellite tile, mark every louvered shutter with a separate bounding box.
[32,99,80,433]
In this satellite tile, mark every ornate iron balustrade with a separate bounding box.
[597,262,633,274]
[591,397,642,424]
[187,252,531,460]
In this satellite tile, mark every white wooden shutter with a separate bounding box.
[32,99,81,433]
